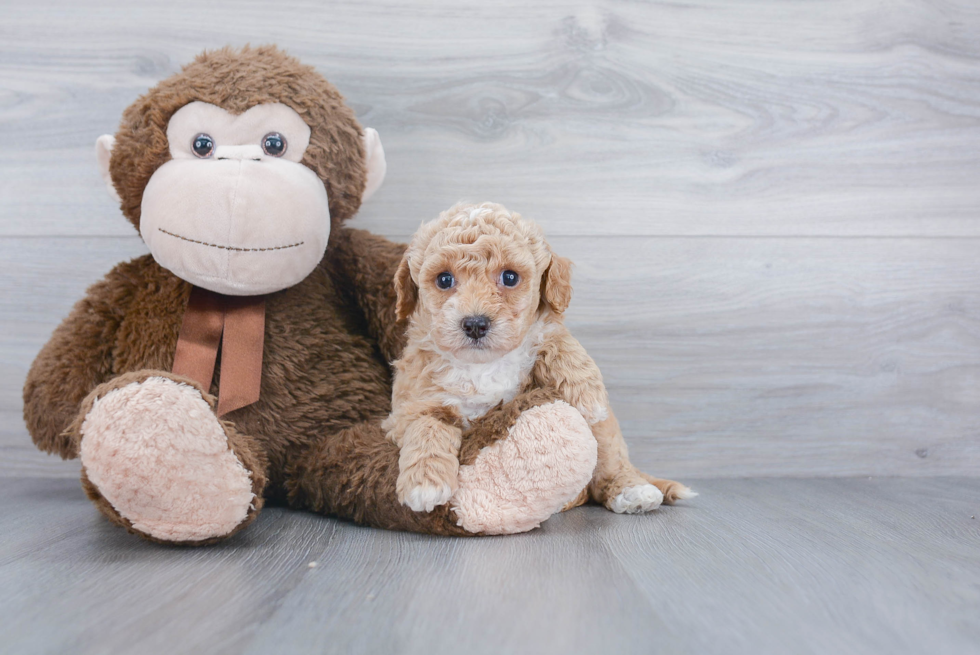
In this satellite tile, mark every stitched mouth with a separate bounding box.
[158,228,304,252]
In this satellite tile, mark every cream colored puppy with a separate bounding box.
[384,202,694,514]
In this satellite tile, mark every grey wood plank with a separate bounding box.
[1,0,979,237]
[244,520,676,655]
[564,236,980,478]
[2,476,977,655]
[0,441,81,480]
[0,477,338,655]
[596,478,980,655]
[6,235,980,478]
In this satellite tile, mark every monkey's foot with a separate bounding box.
[78,373,262,544]
[451,401,597,534]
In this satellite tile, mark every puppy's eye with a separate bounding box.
[262,132,287,157]
[500,270,520,287]
[192,133,214,158]
[436,272,455,290]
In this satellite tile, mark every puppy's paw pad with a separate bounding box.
[608,484,664,514]
[401,482,454,513]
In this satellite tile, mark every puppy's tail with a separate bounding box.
[642,474,697,504]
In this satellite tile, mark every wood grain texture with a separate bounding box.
[1,476,978,655]
[3,0,980,477]
[1,0,979,237]
[5,235,980,478]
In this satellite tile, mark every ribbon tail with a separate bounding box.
[173,287,224,392]
[216,296,266,417]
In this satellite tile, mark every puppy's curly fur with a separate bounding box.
[384,202,694,514]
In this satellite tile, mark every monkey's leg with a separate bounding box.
[589,411,696,514]
[286,389,596,536]
[69,370,268,546]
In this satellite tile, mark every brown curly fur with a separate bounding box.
[22,46,559,543]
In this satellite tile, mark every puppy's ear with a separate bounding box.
[394,252,418,321]
[541,252,573,314]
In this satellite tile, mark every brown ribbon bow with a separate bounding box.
[172,286,266,416]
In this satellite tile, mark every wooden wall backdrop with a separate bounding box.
[2,0,979,479]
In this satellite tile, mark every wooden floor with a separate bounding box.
[0,475,976,654]
[3,1,980,653]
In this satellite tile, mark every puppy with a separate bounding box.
[383,202,694,514]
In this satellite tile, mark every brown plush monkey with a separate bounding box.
[23,46,684,545]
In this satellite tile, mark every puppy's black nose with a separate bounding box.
[461,315,491,340]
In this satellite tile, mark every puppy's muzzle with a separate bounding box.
[461,315,491,341]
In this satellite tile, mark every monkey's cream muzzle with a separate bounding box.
[136,101,330,296]
[140,151,330,296]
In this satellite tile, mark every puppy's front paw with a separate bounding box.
[575,401,609,425]
[565,380,610,425]
[401,482,454,513]
[396,457,458,512]
[607,484,664,514]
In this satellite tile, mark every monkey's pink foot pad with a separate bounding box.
[452,400,598,535]
[79,376,255,542]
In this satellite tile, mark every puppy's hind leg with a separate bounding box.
[589,411,695,514]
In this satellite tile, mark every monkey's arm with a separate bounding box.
[23,264,137,459]
[532,321,610,426]
[329,227,408,363]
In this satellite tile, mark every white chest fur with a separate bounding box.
[434,322,545,426]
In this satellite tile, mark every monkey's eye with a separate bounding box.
[436,272,455,290]
[191,133,214,158]
[262,132,287,157]
[500,270,520,287]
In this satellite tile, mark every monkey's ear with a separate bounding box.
[361,128,386,203]
[394,251,418,321]
[95,135,122,204]
[541,252,573,314]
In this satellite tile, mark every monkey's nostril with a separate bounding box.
[461,315,491,340]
